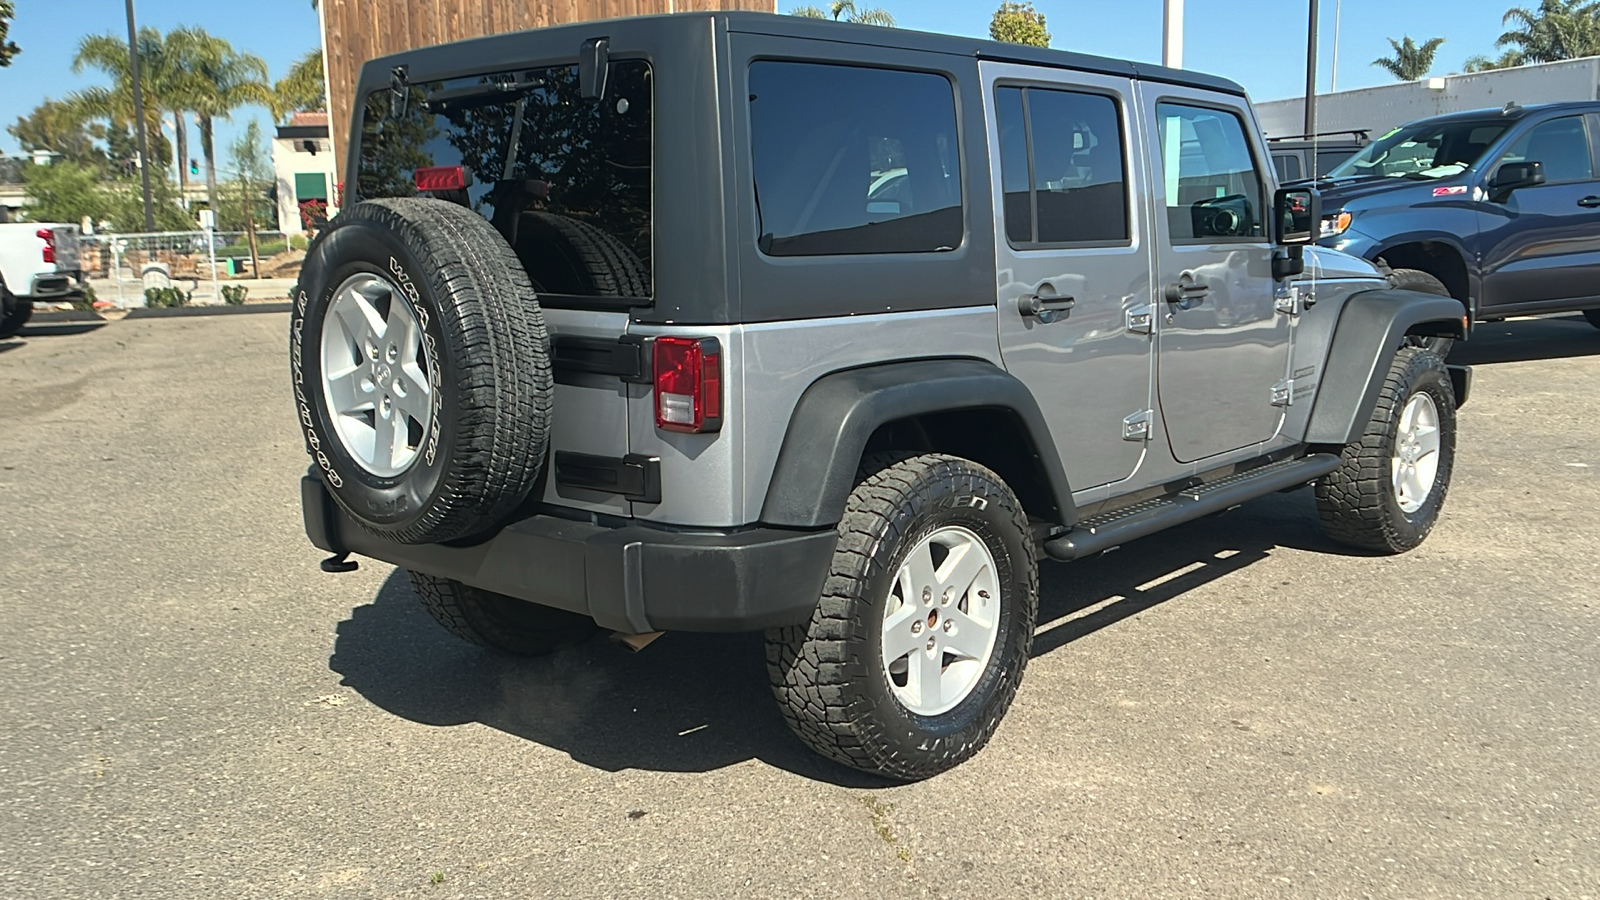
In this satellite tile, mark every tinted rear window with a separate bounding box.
[748,61,962,257]
[356,60,652,298]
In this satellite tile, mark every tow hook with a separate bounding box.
[319,551,360,573]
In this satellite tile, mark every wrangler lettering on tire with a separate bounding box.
[289,198,553,544]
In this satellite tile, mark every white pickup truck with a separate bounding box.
[0,222,85,338]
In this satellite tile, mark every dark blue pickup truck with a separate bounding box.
[1312,101,1600,337]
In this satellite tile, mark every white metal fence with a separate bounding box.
[80,230,299,307]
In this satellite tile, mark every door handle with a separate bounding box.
[1579,196,1600,208]
[1163,274,1210,311]
[1018,288,1076,322]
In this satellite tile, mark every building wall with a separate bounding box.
[272,133,339,236]
[319,0,776,170]
[1255,57,1600,139]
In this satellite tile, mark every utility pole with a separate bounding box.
[125,0,155,232]
[1330,0,1343,92]
[1163,0,1184,69]
[1304,0,1320,138]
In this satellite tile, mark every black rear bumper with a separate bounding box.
[302,476,836,634]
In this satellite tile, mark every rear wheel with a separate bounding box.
[1388,268,1458,356]
[0,285,29,339]
[408,571,598,657]
[765,453,1037,781]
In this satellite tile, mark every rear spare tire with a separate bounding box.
[289,198,553,544]
[513,212,649,298]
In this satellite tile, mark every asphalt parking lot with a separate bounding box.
[2,312,1596,899]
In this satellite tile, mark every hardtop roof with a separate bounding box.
[364,11,1247,97]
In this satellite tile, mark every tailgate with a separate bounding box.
[539,308,635,517]
[48,226,82,274]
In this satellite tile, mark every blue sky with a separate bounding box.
[0,0,1533,159]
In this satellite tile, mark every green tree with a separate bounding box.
[1372,35,1446,80]
[72,29,182,187]
[1496,0,1600,62]
[167,27,273,218]
[224,119,275,233]
[8,99,108,167]
[272,49,326,122]
[0,0,20,67]
[1463,49,1528,71]
[789,1,895,26]
[21,160,189,231]
[990,1,1051,47]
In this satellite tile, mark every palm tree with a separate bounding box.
[272,49,326,122]
[71,28,180,183]
[1463,49,1528,71]
[1497,0,1600,62]
[789,0,895,26]
[1372,36,1446,81]
[168,27,273,216]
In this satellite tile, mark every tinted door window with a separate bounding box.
[995,86,1128,245]
[748,62,962,256]
[1156,102,1266,242]
[1500,116,1594,183]
[356,60,653,298]
[1273,153,1302,183]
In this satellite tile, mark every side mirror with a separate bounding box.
[1490,160,1545,202]
[1274,186,1321,245]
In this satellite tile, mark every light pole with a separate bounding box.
[1330,0,1343,91]
[125,0,155,232]
[1163,0,1184,68]
[1304,0,1320,138]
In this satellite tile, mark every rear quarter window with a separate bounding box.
[747,61,963,257]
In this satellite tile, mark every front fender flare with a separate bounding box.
[1305,289,1468,446]
[759,358,1075,529]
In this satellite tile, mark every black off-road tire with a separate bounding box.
[407,571,599,657]
[1389,268,1458,356]
[289,198,552,544]
[0,282,29,339]
[1582,308,1600,330]
[1315,346,1456,553]
[514,212,649,297]
[765,453,1037,781]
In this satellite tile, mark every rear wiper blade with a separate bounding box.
[424,80,542,111]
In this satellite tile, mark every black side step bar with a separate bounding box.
[1043,453,1342,562]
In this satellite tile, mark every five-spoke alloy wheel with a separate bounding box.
[320,273,435,478]
[767,453,1037,781]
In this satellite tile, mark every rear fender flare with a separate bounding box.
[759,358,1076,529]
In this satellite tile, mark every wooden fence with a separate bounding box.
[318,0,776,173]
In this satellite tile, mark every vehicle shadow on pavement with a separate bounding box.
[1031,489,1330,658]
[1448,314,1600,366]
[0,340,22,353]
[17,322,107,338]
[330,490,1344,783]
[330,570,889,786]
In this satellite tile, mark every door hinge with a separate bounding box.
[1275,283,1316,315]
[1126,304,1155,335]
[1271,378,1295,407]
[1123,409,1152,441]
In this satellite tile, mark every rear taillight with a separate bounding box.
[36,228,54,264]
[653,337,721,434]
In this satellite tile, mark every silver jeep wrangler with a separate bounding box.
[292,12,1469,780]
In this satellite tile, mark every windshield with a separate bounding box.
[1325,120,1510,180]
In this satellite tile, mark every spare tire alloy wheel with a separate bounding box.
[290,198,552,545]
[321,273,436,478]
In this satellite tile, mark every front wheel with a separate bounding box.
[1388,268,1458,357]
[765,453,1037,781]
[1315,347,1457,553]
